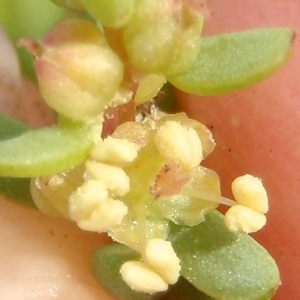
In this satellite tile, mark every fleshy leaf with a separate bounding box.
[0,114,101,177]
[169,211,280,300]
[0,115,34,206]
[92,243,215,300]
[168,28,294,95]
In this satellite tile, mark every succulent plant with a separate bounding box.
[0,1,295,299]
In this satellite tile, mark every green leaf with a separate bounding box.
[169,211,280,300]
[0,114,101,177]
[0,115,35,206]
[92,243,215,300]
[168,28,294,95]
[0,177,35,207]
[0,113,29,140]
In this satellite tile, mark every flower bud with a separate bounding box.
[21,18,124,120]
[123,0,203,75]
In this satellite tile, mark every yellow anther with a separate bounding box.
[154,120,203,169]
[224,204,267,234]
[77,198,127,233]
[68,180,108,221]
[144,238,180,285]
[120,261,168,294]
[90,136,139,165]
[231,174,269,214]
[85,160,130,196]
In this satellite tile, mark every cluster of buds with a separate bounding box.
[20,18,124,121]
[49,0,204,75]
[19,0,207,125]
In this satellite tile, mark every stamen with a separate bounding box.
[77,198,128,233]
[182,187,237,206]
[120,261,168,294]
[85,160,130,196]
[231,174,269,214]
[68,179,108,221]
[154,120,203,169]
[224,204,266,234]
[90,136,139,165]
[144,238,181,285]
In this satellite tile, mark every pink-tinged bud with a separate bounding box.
[21,18,124,120]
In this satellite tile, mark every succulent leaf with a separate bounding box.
[168,28,294,95]
[169,211,280,300]
[0,114,101,177]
